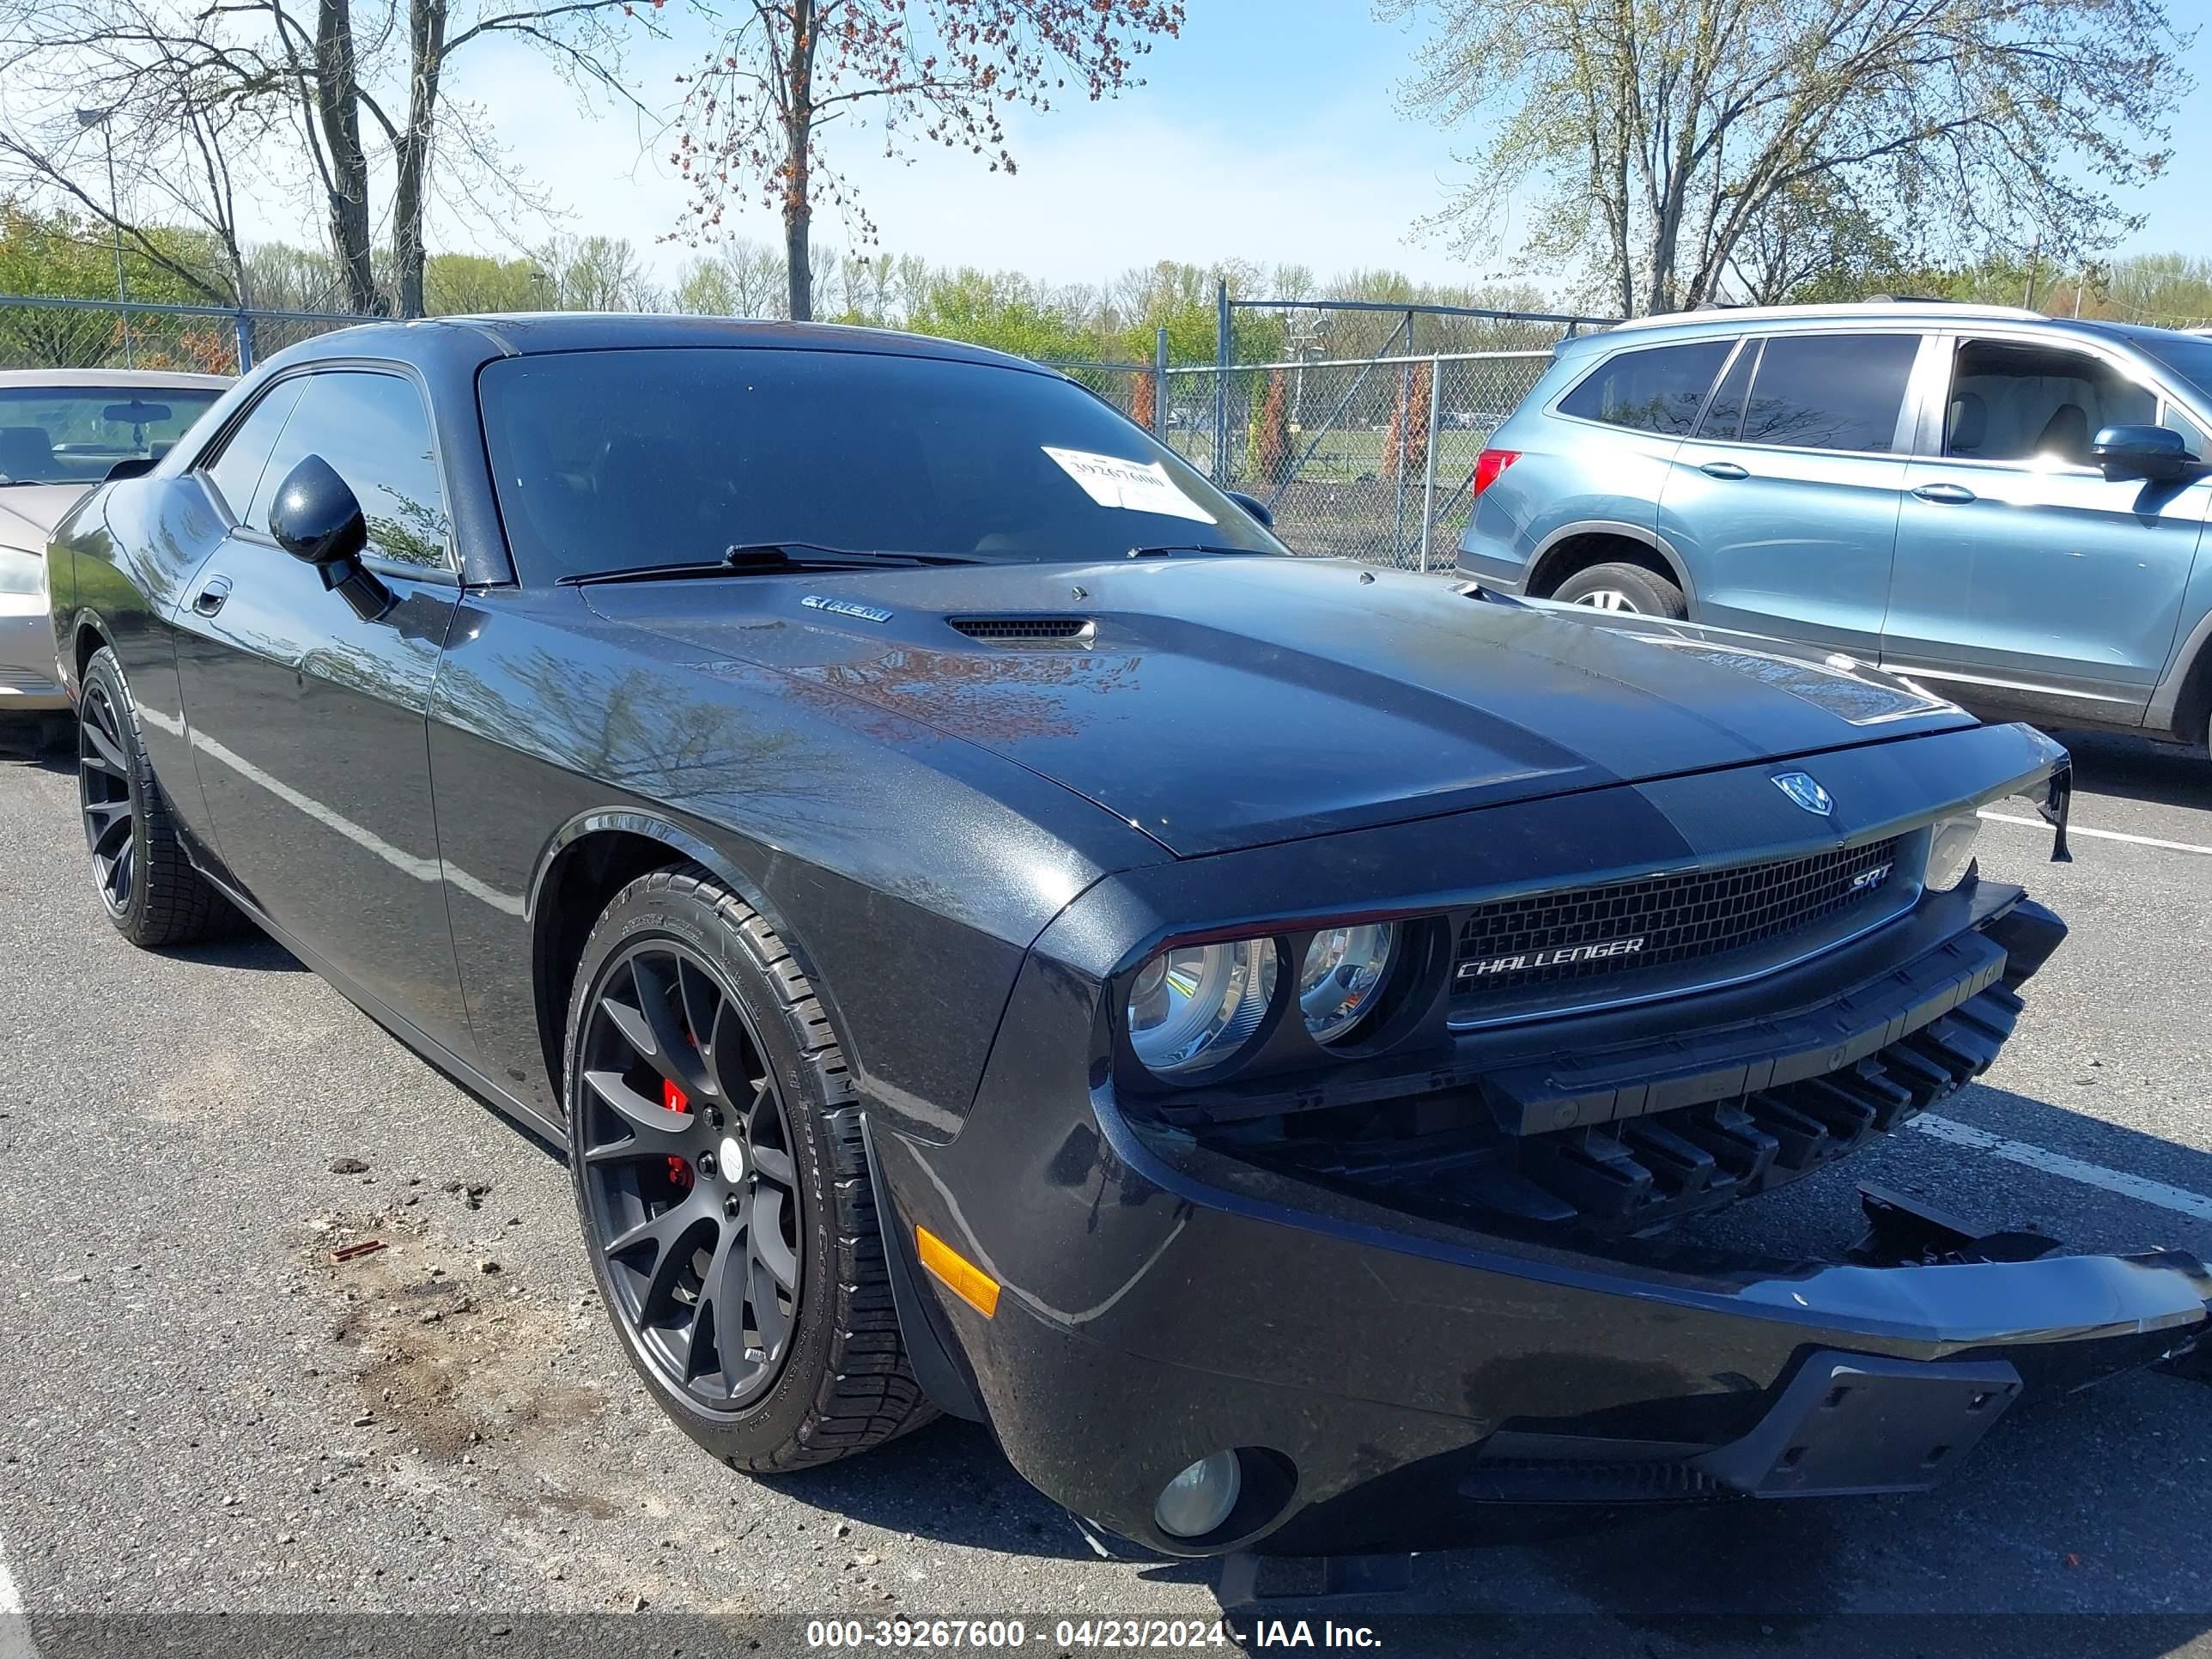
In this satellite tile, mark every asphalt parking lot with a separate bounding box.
[1,725,2209,1658]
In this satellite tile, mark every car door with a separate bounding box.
[1660,330,1923,654]
[171,366,475,1058]
[1880,333,2212,723]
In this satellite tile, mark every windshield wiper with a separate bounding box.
[561,543,979,586]
[722,542,978,568]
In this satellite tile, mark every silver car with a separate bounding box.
[0,368,229,716]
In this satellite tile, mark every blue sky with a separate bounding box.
[432,0,2211,293]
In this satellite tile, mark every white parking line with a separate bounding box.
[1979,810,2212,857]
[0,1537,39,1659]
[1913,1113,2212,1223]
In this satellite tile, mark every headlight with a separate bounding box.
[1297,921,1396,1043]
[0,546,44,598]
[1127,938,1277,1077]
[1924,811,1981,892]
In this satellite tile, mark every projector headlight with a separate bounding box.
[1925,811,1982,893]
[1297,921,1397,1044]
[1127,938,1278,1077]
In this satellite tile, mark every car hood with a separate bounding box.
[0,483,91,550]
[581,557,1972,856]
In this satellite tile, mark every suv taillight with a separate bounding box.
[1471,448,1520,498]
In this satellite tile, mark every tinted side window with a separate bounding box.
[1946,340,2157,465]
[1695,339,1759,441]
[1558,341,1730,436]
[1740,334,1918,453]
[248,372,452,568]
[198,381,304,522]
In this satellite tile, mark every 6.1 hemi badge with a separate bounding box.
[1458,937,1647,981]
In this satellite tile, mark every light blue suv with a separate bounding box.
[1459,301,2212,757]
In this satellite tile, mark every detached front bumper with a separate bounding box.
[871,891,2212,1558]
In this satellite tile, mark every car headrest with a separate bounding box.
[1948,392,1987,454]
[2037,403,2090,463]
[0,424,54,480]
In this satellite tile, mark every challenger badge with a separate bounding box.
[1458,936,1646,981]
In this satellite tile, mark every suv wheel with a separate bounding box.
[1553,562,1687,619]
[564,865,934,1472]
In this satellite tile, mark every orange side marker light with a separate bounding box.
[915,1225,1000,1318]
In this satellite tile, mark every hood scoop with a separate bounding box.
[947,615,1097,647]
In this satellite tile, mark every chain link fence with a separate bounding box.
[1139,352,1552,569]
[0,295,369,375]
[0,293,1560,573]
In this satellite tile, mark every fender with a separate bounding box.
[525,805,870,1110]
[1527,519,1699,608]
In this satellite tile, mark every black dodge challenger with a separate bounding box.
[46,315,2212,1559]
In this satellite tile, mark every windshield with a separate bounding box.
[477,347,1285,583]
[0,385,222,484]
[2127,331,2212,407]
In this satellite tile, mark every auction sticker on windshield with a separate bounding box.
[1043,447,1216,524]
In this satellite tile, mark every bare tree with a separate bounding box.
[668,0,1185,322]
[0,0,281,301]
[1389,0,2193,316]
[0,0,667,315]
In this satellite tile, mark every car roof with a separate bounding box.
[271,312,1043,374]
[1596,301,2049,340]
[0,367,232,389]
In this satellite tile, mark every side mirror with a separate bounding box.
[1226,489,1273,528]
[268,454,392,620]
[2091,423,2193,483]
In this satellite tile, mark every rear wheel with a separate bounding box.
[564,865,933,1471]
[1553,561,1687,619]
[76,647,228,947]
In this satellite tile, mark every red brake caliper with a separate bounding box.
[662,1079,695,1189]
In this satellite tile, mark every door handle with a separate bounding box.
[192,575,232,617]
[1911,483,1977,504]
[1699,461,1749,480]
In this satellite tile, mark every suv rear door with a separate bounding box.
[1880,331,2211,725]
[1661,328,1924,654]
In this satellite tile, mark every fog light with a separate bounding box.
[1153,1450,1242,1539]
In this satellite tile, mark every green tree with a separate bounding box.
[905,269,1098,362]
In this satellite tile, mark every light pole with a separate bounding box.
[75,106,131,366]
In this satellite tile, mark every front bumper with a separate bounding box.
[0,603,67,710]
[872,891,2212,1557]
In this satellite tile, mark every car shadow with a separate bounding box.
[2045,726,2208,811]
[166,927,309,973]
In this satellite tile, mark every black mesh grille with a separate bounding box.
[1454,838,1904,1003]
[949,616,1094,643]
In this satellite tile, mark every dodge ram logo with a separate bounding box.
[1772,770,1834,816]
[1458,936,1647,981]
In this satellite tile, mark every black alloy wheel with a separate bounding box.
[78,678,136,916]
[74,646,228,947]
[576,937,805,1411]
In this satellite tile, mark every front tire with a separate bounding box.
[76,646,228,947]
[564,865,933,1472]
[1553,562,1688,618]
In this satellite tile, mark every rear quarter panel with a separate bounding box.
[1460,352,1678,588]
